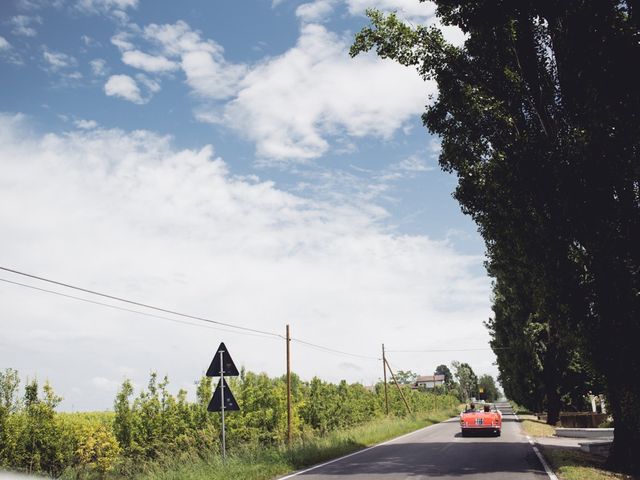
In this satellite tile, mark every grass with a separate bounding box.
[519,414,556,437]
[509,401,533,415]
[541,447,637,480]
[127,406,460,480]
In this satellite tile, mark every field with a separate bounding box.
[0,368,459,479]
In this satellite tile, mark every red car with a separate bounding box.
[460,404,502,436]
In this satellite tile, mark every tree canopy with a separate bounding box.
[352,1,639,473]
[477,374,501,403]
[452,361,478,401]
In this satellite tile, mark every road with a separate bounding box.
[280,403,552,479]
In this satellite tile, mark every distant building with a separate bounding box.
[415,374,445,389]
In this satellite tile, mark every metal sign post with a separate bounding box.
[220,349,226,461]
[205,342,240,462]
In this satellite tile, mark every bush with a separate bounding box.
[0,368,459,478]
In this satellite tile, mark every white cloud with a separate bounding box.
[346,0,436,22]
[111,31,135,51]
[16,0,64,9]
[43,48,77,71]
[296,0,337,23]
[0,36,11,51]
[218,23,431,161]
[135,73,161,93]
[142,21,247,99]
[394,155,432,172]
[90,58,108,76]
[81,34,101,48]
[74,119,98,129]
[91,376,121,392]
[104,74,144,103]
[122,50,178,73]
[105,19,445,162]
[346,0,466,46]
[0,114,492,410]
[10,15,41,37]
[75,0,138,19]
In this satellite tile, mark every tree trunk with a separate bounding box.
[543,315,563,426]
[607,380,640,474]
[545,388,561,426]
[588,232,640,475]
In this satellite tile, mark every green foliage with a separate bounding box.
[394,370,418,385]
[477,374,500,403]
[352,1,640,473]
[74,423,120,477]
[0,368,21,466]
[1,379,70,477]
[434,365,453,386]
[109,406,461,480]
[451,361,477,402]
[0,369,459,478]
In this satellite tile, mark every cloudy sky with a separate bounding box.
[0,0,495,411]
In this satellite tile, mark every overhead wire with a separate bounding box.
[291,338,380,361]
[388,348,493,353]
[0,266,379,362]
[0,266,283,339]
[0,278,280,341]
[1,266,499,363]
[387,347,509,353]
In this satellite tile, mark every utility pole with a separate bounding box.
[382,344,389,415]
[385,357,412,415]
[286,324,292,446]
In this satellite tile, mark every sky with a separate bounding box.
[0,0,497,411]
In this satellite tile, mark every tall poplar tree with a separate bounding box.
[352,1,639,472]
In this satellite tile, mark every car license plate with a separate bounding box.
[475,418,483,425]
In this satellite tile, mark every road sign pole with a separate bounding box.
[220,350,226,461]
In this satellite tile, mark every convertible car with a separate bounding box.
[460,404,502,436]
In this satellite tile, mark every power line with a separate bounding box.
[291,338,380,361]
[0,278,280,341]
[0,266,283,339]
[387,347,507,353]
[0,266,378,362]
[1,266,496,362]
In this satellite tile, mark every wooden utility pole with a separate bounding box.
[385,357,412,415]
[382,344,389,415]
[286,324,292,446]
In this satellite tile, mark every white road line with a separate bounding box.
[277,418,454,479]
[514,412,559,480]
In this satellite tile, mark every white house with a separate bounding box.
[415,374,445,389]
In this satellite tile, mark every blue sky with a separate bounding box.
[0,0,495,410]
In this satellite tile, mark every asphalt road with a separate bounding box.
[280,403,551,479]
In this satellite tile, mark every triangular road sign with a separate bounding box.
[207,378,240,412]
[206,342,240,377]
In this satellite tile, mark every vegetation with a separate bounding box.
[519,415,556,437]
[0,368,459,478]
[477,374,501,403]
[351,0,639,473]
[394,370,418,385]
[541,447,636,480]
[434,364,453,387]
[451,361,478,402]
[81,408,460,480]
